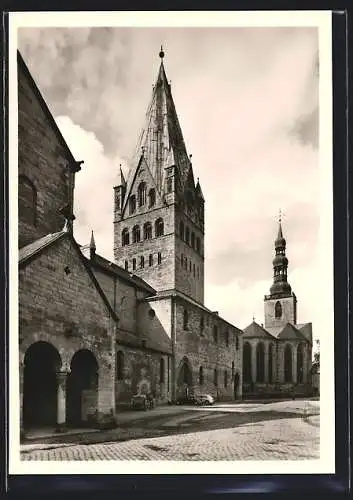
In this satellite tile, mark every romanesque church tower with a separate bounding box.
[264,218,297,329]
[113,48,205,303]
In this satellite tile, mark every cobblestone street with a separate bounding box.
[21,400,320,461]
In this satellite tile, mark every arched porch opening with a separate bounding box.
[66,349,99,426]
[23,341,62,428]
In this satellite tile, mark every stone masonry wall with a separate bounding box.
[174,298,243,401]
[19,236,116,423]
[242,337,312,397]
[264,295,297,329]
[18,59,73,248]
[115,344,171,407]
[114,200,176,293]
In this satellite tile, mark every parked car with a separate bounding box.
[195,394,215,406]
[131,393,155,411]
[176,395,198,405]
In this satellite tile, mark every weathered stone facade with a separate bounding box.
[242,221,313,398]
[19,234,116,430]
[18,52,80,249]
[18,51,172,434]
[112,51,243,403]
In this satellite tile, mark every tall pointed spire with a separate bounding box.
[269,216,292,297]
[119,164,126,187]
[89,230,96,259]
[123,46,192,208]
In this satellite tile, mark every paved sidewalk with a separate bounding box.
[21,399,320,452]
[21,416,320,461]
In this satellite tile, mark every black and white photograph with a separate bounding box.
[8,11,334,474]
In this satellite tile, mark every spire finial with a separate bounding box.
[90,230,96,250]
[252,314,256,322]
[89,229,96,259]
[159,45,165,59]
[278,208,282,224]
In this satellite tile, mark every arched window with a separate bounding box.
[243,342,252,384]
[185,226,190,245]
[179,221,184,240]
[184,257,188,270]
[256,343,265,383]
[144,222,152,239]
[199,366,204,385]
[284,344,293,382]
[149,254,153,267]
[297,344,304,383]
[148,188,156,208]
[157,252,162,264]
[19,175,37,225]
[116,351,124,380]
[160,358,165,384]
[138,182,146,206]
[155,218,164,237]
[124,260,128,271]
[132,258,136,271]
[275,301,282,319]
[122,228,129,246]
[183,308,188,330]
[214,369,218,386]
[140,256,144,268]
[268,343,274,383]
[191,232,195,249]
[232,361,235,379]
[132,225,140,243]
[129,195,136,215]
[196,237,201,254]
[193,263,195,277]
[213,325,218,343]
[166,178,173,193]
[235,336,239,350]
[224,370,228,388]
[200,316,204,334]
[225,330,229,347]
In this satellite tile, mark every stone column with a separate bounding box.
[264,343,269,383]
[56,370,68,432]
[277,344,284,384]
[303,346,308,383]
[251,343,257,384]
[292,345,297,384]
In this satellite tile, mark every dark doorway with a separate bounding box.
[23,342,62,428]
[177,357,193,399]
[66,349,99,426]
[233,372,240,400]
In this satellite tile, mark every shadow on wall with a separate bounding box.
[115,301,172,409]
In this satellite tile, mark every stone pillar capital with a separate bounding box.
[56,369,70,387]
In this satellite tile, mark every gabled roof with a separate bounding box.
[86,253,156,295]
[146,289,243,334]
[19,231,66,265]
[277,323,307,341]
[17,51,80,172]
[19,231,118,322]
[243,321,276,339]
[122,57,192,210]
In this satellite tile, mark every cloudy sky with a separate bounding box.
[18,26,326,337]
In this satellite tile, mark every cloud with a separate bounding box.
[18,26,327,341]
[55,116,119,259]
